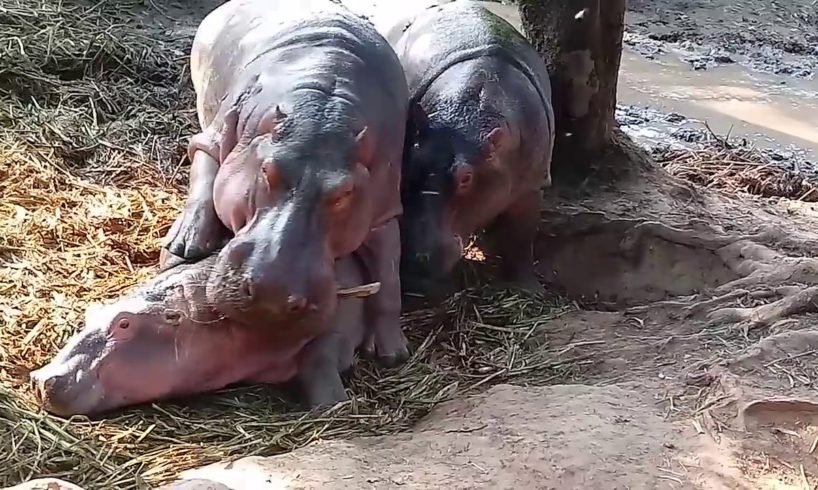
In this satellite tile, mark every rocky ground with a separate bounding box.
[626,0,818,78]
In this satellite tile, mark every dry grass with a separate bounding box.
[0,0,197,183]
[0,1,577,488]
[653,128,818,201]
[0,147,575,487]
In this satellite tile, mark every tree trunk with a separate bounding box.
[518,0,627,175]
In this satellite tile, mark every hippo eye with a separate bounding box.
[117,319,130,330]
[329,187,354,211]
[165,311,181,323]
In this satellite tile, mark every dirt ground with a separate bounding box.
[7,1,818,489]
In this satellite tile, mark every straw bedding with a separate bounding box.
[0,1,575,488]
[653,133,818,202]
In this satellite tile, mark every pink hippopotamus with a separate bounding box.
[29,255,373,416]
[160,0,410,366]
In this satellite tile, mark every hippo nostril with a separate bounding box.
[286,295,308,314]
[29,375,40,397]
[42,377,57,396]
[240,278,254,299]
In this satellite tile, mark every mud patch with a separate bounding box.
[626,0,818,79]
[162,383,743,489]
[690,326,818,488]
[535,220,739,305]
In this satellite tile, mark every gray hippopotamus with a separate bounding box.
[161,0,409,365]
[388,1,554,297]
[29,255,372,417]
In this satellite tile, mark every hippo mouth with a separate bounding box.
[30,366,107,417]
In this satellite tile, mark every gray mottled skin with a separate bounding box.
[29,255,367,417]
[390,1,555,297]
[161,0,409,366]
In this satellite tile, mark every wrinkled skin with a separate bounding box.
[29,255,367,417]
[161,0,409,365]
[389,2,555,298]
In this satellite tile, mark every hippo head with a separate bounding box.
[29,294,303,417]
[206,105,375,326]
[399,103,509,297]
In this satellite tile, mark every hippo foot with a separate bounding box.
[303,379,349,409]
[298,335,352,409]
[159,247,190,271]
[162,200,230,267]
[362,330,410,368]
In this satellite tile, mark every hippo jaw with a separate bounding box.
[399,147,468,297]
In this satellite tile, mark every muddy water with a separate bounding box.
[618,51,818,160]
[345,0,818,161]
[478,2,818,160]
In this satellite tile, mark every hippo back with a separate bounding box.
[191,0,407,129]
[392,1,552,117]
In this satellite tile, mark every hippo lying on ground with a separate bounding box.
[29,255,373,417]
[161,0,410,366]
[389,1,555,297]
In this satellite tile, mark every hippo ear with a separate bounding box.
[354,126,375,167]
[453,163,474,197]
[258,105,287,141]
[409,102,429,132]
[219,107,240,163]
[482,126,510,161]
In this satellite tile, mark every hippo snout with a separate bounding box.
[30,368,78,417]
[239,274,314,316]
[207,235,335,325]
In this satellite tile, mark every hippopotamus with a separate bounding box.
[160,0,409,365]
[29,255,373,417]
[388,1,554,297]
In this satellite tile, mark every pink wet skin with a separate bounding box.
[29,255,366,417]
[160,0,410,368]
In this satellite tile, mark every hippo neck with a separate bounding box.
[410,45,549,120]
[420,64,501,151]
[137,261,223,324]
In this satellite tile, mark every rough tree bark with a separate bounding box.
[518,0,627,175]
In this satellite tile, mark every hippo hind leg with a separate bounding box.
[486,188,546,296]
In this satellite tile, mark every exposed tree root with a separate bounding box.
[706,286,818,330]
[610,219,818,330]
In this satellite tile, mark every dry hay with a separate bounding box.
[653,130,818,201]
[0,0,197,182]
[0,0,576,488]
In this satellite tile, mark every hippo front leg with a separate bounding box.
[160,142,231,271]
[355,218,409,367]
[488,189,546,295]
[296,331,349,408]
